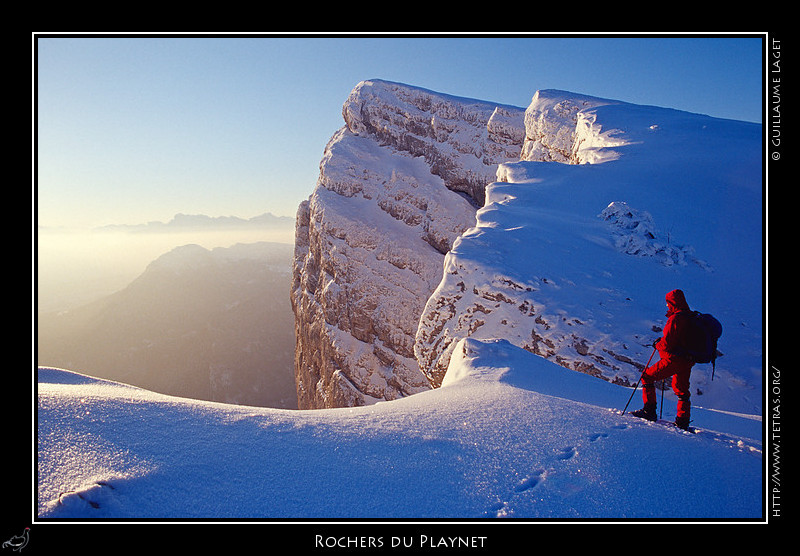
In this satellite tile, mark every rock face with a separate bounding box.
[291,80,526,409]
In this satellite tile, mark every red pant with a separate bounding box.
[641,352,693,420]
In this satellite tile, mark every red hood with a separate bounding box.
[666,289,690,316]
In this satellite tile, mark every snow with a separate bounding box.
[37,335,761,521]
[35,86,764,530]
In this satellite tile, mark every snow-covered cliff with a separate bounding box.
[292,80,526,408]
[293,80,762,415]
[417,93,762,415]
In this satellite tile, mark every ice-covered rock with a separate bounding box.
[598,201,712,270]
[520,89,629,164]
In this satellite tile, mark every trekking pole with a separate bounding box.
[622,346,657,415]
[659,379,665,419]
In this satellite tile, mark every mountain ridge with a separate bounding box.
[293,80,761,414]
[93,211,294,233]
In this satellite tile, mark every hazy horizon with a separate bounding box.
[36,224,299,409]
[36,221,296,314]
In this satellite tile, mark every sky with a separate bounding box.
[34,33,765,230]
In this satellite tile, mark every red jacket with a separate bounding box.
[656,289,693,358]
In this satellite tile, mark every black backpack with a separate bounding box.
[680,311,723,378]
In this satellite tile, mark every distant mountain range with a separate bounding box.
[93,212,295,233]
[37,241,298,409]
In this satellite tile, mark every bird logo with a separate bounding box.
[2,528,29,552]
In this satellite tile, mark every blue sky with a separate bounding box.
[35,34,764,229]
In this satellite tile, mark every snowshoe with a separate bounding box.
[673,417,692,431]
[629,405,657,422]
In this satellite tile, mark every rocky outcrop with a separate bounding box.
[343,80,527,207]
[292,80,526,409]
[520,89,627,164]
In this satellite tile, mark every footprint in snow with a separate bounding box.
[515,469,546,493]
[485,469,546,517]
[57,480,117,512]
[556,446,577,460]
[485,501,512,518]
[589,432,609,442]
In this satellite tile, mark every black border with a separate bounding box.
[26,31,780,553]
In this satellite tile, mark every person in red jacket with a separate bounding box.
[630,289,695,430]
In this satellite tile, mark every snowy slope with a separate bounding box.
[37,337,761,520]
